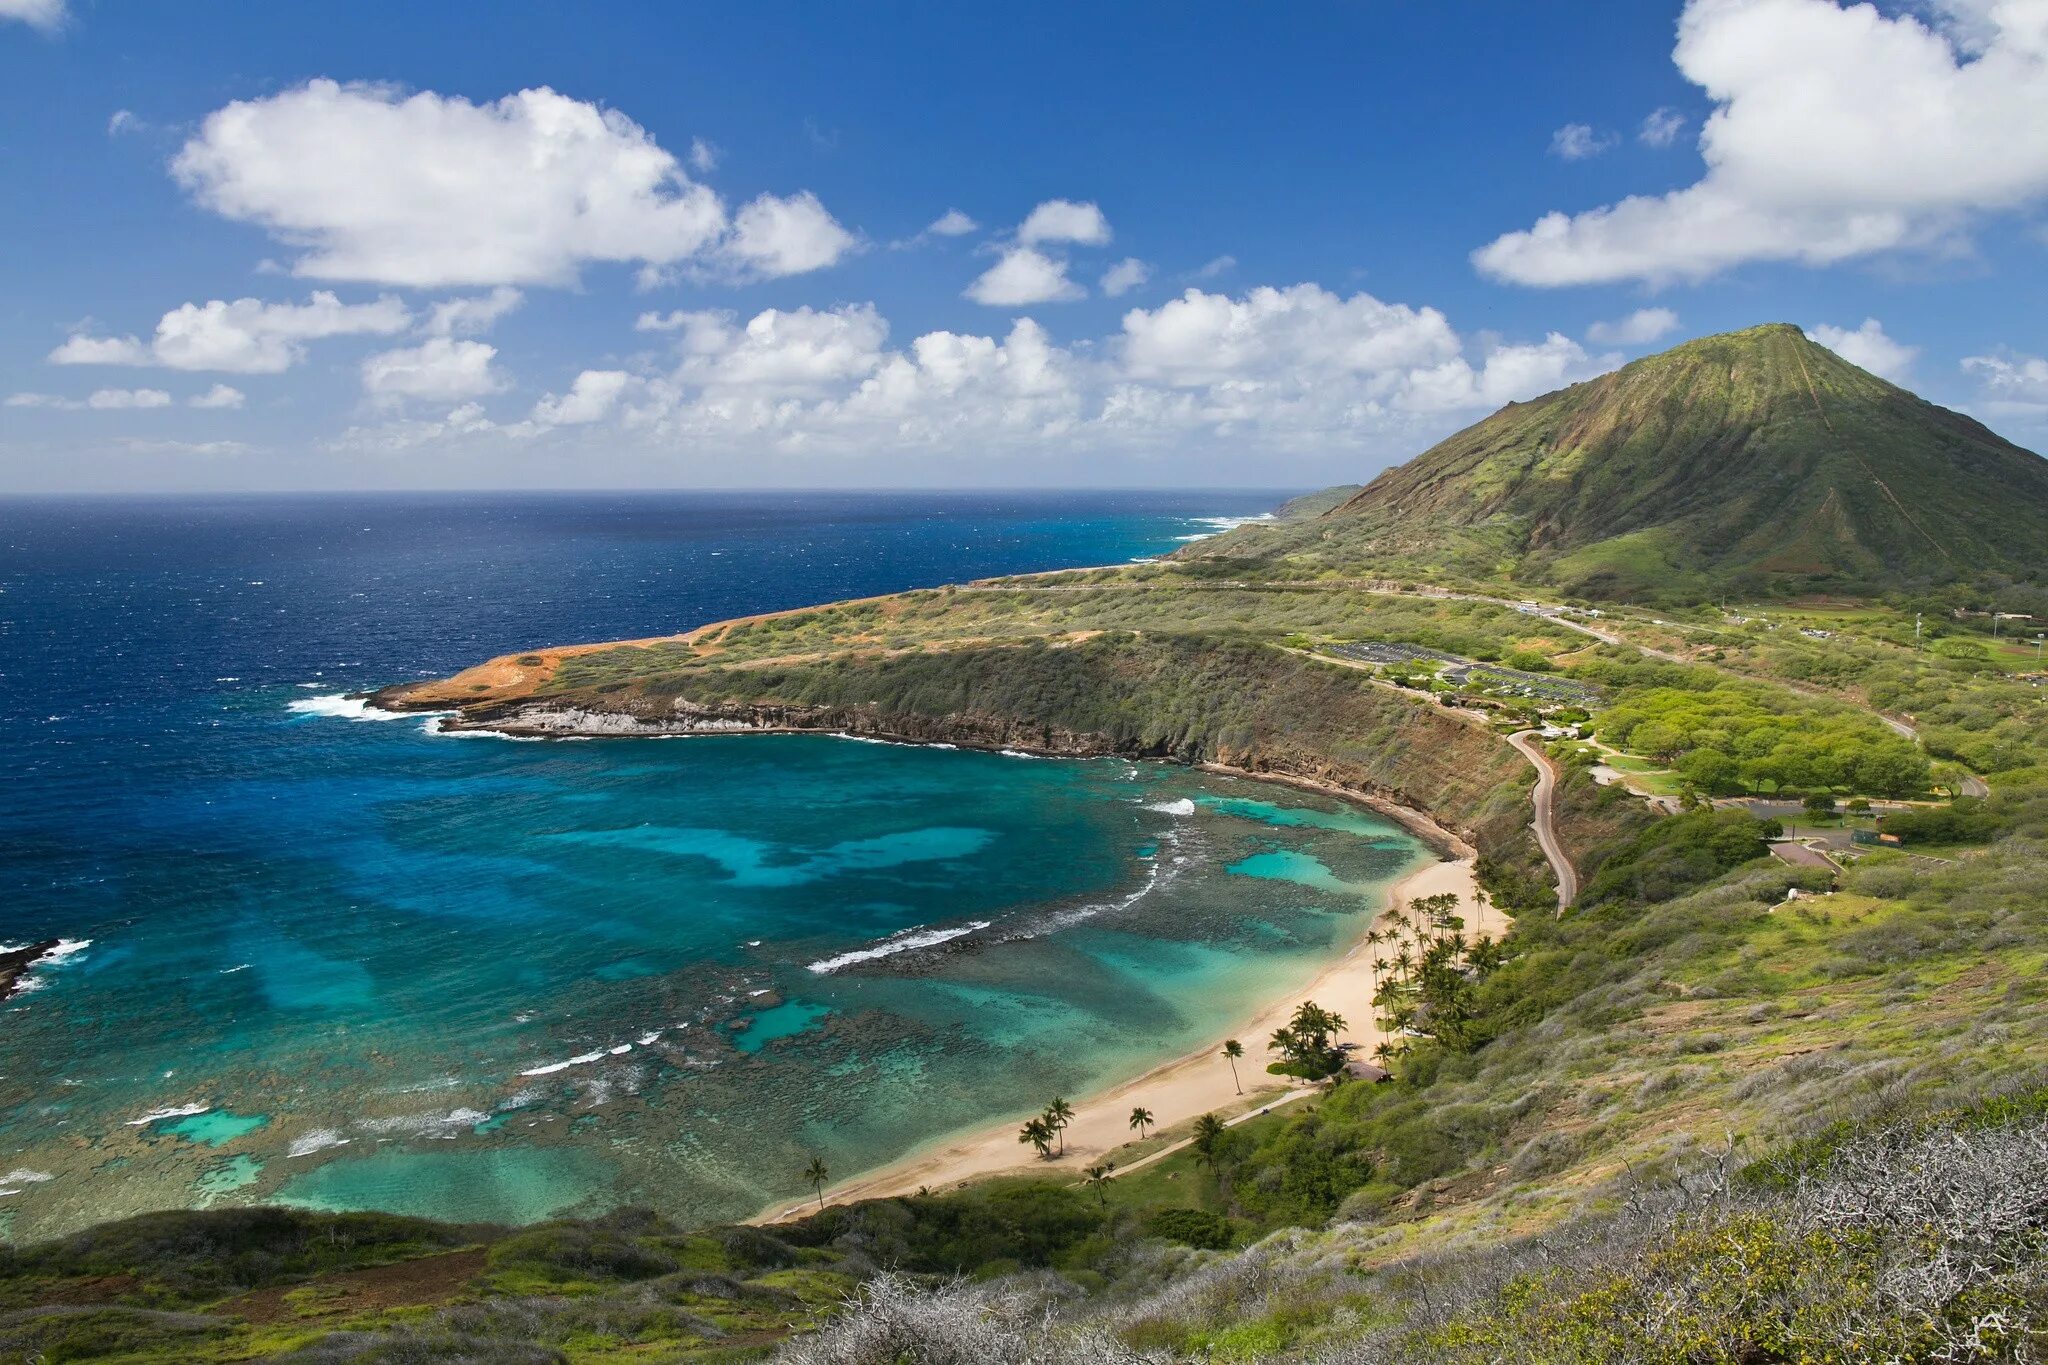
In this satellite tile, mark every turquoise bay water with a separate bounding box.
[0,492,1431,1240]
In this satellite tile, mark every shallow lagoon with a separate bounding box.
[0,723,1421,1239]
[0,488,1373,1239]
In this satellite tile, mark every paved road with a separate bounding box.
[1508,730,1577,911]
[1083,1087,1317,1189]
[1768,839,1838,868]
[1290,648,1574,911]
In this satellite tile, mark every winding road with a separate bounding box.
[1508,730,1578,911]
[1287,646,1578,913]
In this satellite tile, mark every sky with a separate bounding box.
[2,0,2046,493]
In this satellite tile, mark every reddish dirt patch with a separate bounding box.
[1937,959,2007,1000]
[28,1273,142,1306]
[218,1247,487,1325]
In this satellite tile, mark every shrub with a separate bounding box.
[1146,1209,1233,1251]
[486,1224,677,1286]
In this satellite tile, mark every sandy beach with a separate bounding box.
[760,833,1500,1221]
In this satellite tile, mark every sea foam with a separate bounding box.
[806,920,992,975]
[1174,512,1277,541]
[519,1048,609,1077]
[126,1103,211,1127]
[287,1129,351,1158]
[287,694,411,722]
[8,939,92,995]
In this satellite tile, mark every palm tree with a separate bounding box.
[1191,1113,1227,1171]
[1044,1096,1075,1157]
[1082,1163,1112,1205]
[1221,1038,1245,1094]
[1128,1106,1155,1140]
[802,1156,830,1211]
[1018,1116,1053,1159]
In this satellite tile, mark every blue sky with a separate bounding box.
[3,0,2045,491]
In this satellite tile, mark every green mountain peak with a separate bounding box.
[1235,323,2048,600]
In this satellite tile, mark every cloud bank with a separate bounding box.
[1476,0,2048,285]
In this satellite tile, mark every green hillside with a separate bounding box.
[1272,484,1365,520]
[1202,323,2048,602]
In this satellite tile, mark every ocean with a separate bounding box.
[0,490,1426,1239]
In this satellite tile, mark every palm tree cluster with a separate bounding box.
[1367,890,1506,1066]
[1268,999,1347,1079]
[1018,1095,1076,1159]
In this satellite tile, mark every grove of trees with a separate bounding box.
[1596,682,1930,797]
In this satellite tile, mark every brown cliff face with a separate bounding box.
[425,632,1538,872]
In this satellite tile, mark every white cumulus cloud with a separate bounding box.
[1016,199,1111,246]
[1807,318,1918,382]
[362,337,504,404]
[1964,351,2048,405]
[1586,307,1681,346]
[582,284,1609,465]
[530,370,632,427]
[1100,258,1153,298]
[1638,107,1688,147]
[1549,124,1618,160]
[926,209,979,237]
[51,292,412,373]
[664,304,889,389]
[720,191,860,280]
[424,287,524,337]
[6,387,174,410]
[190,384,247,409]
[1476,0,2048,286]
[1117,285,1461,388]
[171,81,852,288]
[0,0,65,31]
[966,247,1085,306]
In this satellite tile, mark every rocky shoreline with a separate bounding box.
[0,939,65,1003]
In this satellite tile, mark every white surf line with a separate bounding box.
[286,693,417,722]
[807,920,993,975]
[125,1103,211,1126]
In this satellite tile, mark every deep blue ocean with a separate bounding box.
[0,490,1426,1238]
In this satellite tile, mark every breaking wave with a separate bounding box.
[806,920,993,975]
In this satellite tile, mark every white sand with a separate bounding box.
[760,843,1500,1221]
